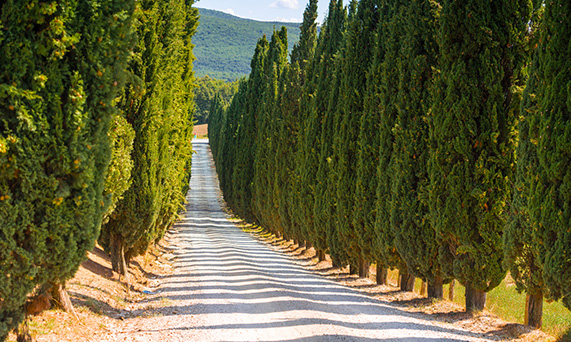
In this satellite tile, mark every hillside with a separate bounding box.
[194,8,301,81]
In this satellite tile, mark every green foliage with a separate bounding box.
[0,0,134,337]
[307,0,347,258]
[429,0,531,295]
[331,0,379,269]
[390,0,441,285]
[194,76,238,125]
[526,0,571,309]
[102,0,197,271]
[194,8,300,81]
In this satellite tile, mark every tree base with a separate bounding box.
[376,264,388,285]
[317,250,326,262]
[465,284,486,313]
[427,277,444,299]
[400,273,415,292]
[50,282,76,315]
[525,292,543,328]
[448,279,455,301]
[358,258,370,278]
[110,232,127,276]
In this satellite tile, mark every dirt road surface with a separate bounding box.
[115,139,494,342]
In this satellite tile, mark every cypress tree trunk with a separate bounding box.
[400,272,415,292]
[465,284,486,313]
[110,233,128,276]
[49,283,75,315]
[420,281,427,296]
[427,277,444,299]
[358,257,370,278]
[349,263,358,275]
[317,250,326,262]
[376,264,388,285]
[305,241,312,250]
[525,291,543,328]
[448,280,455,301]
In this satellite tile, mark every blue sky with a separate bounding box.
[195,0,333,23]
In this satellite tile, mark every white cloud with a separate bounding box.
[223,8,235,15]
[270,0,299,10]
[276,17,301,23]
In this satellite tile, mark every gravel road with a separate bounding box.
[116,139,494,342]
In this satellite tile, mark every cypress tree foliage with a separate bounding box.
[231,38,269,221]
[331,0,379,277]
[503,1,545,327]
[252,28,288,232]
[207,92,228,165]
[354,0,392,282]
[274,0,318,244]
[103,0,198,275]
[307,0,347,262]
[306,0,347,257]
[0,0,134,337]
[526,0,571,312]
[429,0,531,312]
[390,0,443,298]
[373,0,413,290]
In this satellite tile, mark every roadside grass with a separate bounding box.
[440,277,571,339]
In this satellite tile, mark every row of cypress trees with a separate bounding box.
[209,0,570,328]
[0,0,198,338]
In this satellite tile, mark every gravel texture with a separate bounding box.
[116,139,494,342]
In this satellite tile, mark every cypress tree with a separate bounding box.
[0,0,134,336]
[231,38,269,221]
[309,0,347,263]
[390,0,443,298]
[504,1,545,327]
[526,0,571,312]
[103,0,198,274]
[252,28,288,232]
[429,0,531,312]
[331,0,379,276]
[274,0,318,244]
[374,0,413,290]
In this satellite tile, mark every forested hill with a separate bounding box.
[194,8,301,81]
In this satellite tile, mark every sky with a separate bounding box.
[195,0,334,23]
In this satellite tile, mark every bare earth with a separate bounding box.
[114,139,499,342]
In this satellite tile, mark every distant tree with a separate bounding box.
[252,28,289,232]
[429,0,531,312]
[194,76,238,125]
[230,37,268,221]
[0,0,134,337]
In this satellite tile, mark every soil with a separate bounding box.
[192,124,208,137]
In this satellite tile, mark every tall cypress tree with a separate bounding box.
[0,0,134,336]
[252,28,288,232]
[331,0,379,277]
[504,0,545,327]
[527,0,571,313]
[309,0,347,263]
[103,0,198,274]
[429,0,531,312]
[390,0,443,298]
[231,38,269,221]
[275,0,318,244]
[374,0,413,290]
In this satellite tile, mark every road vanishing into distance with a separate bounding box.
[116,139,493,342]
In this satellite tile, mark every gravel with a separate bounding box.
[115,139,494,342]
